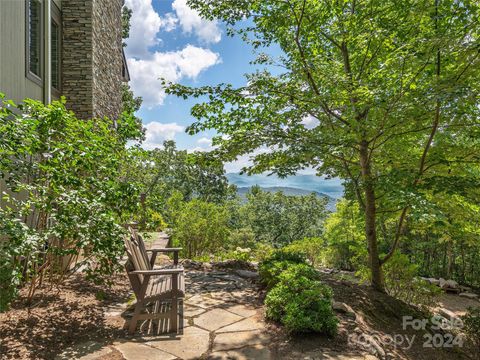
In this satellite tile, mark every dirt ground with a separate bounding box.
[0,275,132,360]
[0,271,477,360]
[272,275,477,359]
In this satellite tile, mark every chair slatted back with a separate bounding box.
[124,232,151,285]
[127,227,151,268]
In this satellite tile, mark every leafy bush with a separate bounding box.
[382,253,441,309]
[168,195,231,258]
[229,228,256,249]
[253,243,274,262]
[462,307,480,356]
[284,237,324,267]
[265,264,337,335]
[229,247,253,262]
[241,187,328,247]
[259,249,307,288]
[0,96,140,310]
[322,200,365,271]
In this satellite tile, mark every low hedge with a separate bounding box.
[258,249,307,289]
[260,250,338,335]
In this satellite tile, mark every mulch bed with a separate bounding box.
[0,274,131,360]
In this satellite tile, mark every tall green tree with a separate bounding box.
[120,141,235,222]
[165,0,480,290]
[242,186,328,246]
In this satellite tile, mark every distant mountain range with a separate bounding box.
[226,173,344,211]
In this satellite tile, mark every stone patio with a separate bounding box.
[57,269,270,360]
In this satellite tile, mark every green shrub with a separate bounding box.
[284,237,324,267]
[462,307,480,356]
[265,264,337,335]
[382,253,441,310]
[253,243,274,262]
[0,96,140,309]
[259,249,307,288]
[168,196,231,258]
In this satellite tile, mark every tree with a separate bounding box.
[120,141,235,226]
[122,6,133,47]
[120,5,144,139]
[242,186,328,246]
[167,193,231,258]
[0,96,140,309]
[165,0,480,291]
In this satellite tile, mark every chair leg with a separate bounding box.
[129,301,142,334]
[178,299,184,333]
[171,297,178,333]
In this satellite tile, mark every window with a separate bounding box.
[26,0,42,82]
[51,3,61,92]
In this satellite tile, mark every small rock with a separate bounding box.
[459,292,479,300]
[439,278,459,292]
[425,278,440,286]
[437,308,456,320]
[320,268,335,274]
[367,336,386,359]
[332,301,356,319]
[235,269,259,279]
[203,262,213,270]
[460,285,472,292]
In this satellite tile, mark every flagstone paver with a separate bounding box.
[213,330,270,351]
[115,342,176,360]
[146,326,210,359]
[221,303,258,317]
[217,315,265,333]
[208,344,272,360]
[183,304,206,317]
[186,294,225,309]
[194,308,244,331]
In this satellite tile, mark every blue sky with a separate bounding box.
[124,0,265,173]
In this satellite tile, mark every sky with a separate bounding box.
[124,0,266,173]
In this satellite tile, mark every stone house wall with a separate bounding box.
[62,0,123,120]
[92,0,123,120]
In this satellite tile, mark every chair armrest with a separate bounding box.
[130,268,184,275]
[146,248,182,253]
[147,248,182,265]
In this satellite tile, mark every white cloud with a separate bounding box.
[163,12,179,32]
[124,0,162,58]
[197,137,212,145]
[301,115,320,129]
[224,147,273,173]
[142,121,185,149]
[127,45,221,107]
[172,0,221,44]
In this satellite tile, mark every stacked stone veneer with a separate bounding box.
[62,0,123,120]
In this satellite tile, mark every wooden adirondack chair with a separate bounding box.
[124,230,185,334]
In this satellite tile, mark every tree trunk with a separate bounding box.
[359,141,384,291]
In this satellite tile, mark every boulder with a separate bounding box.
[182,259,202,269]
[459,292,479,300]
[332,301,356,319]
[437,308,456,320]
[439,278,459,291]
[235,269,259,279]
